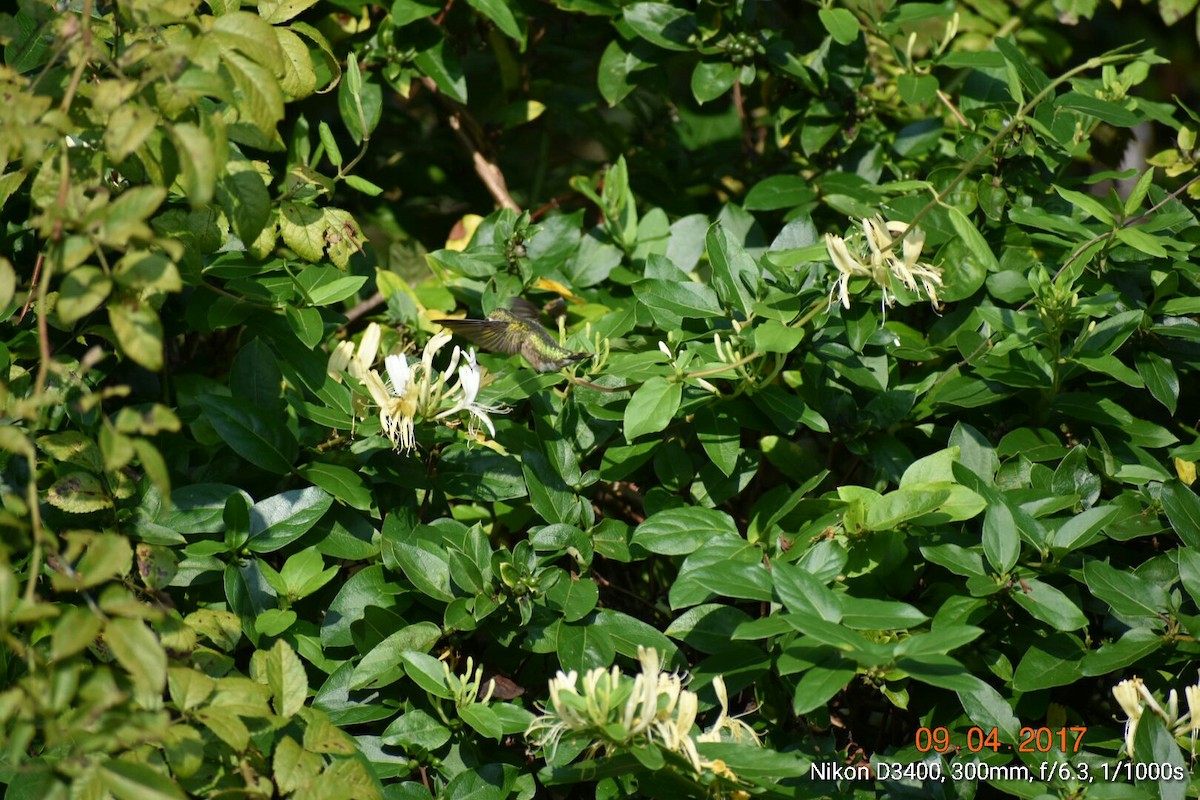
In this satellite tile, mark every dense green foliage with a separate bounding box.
[3,0,1200,798]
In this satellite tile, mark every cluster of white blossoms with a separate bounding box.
[526,647,759,786]
[1112,676,1200,758]
[327,322,502,452]
[824,216,944,311]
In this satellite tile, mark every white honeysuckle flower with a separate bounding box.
[358,322,381,368]
[1110,677,1200,759]
[1187,685,1200,732]
[419,330,454,407]
[526,646,747,782]
[436,348,502,437]
[1113,678,1144,720]
[1113,678,1144,757]
[825,232,866,309]
[361,369,392,410]
[385,354,410,397]
[329,327,507,452]
[697,675,762,746]
[327,340,355,380]
[825,216,943,311]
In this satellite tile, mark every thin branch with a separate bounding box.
[420,77,519,211]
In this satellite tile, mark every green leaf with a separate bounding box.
[279,202,326,262]
[405,652,456,695]
[388,536,455,602]
[198,394,298,475]
[994,36,1049,96]
[1161,480,1200,548]
[1051,505,1120,554]
[465,0,524,44]
[956,678,1020,742]
[51,533,131,589]
[523,446,580,525]
[438,447,528,501]
[246,487,334,553]
[51,606,103,661]
[170,122,219,205]
[109,299,164,371]
[597,39,638,106]
[219,167,271,245]
[840,598,927,630]
[383,708,452,750]
[545,574,599,622]
[298,462,374,511]
[258,0,319,24]
[107,618,167,697]
[818,7,859,44]
[1082,559,1169,617]
[743,176,816,211]
[897,73,939,105]
[638,278,724,324]
[99,761,185,800]
[353,623,442,689]
[266,638,308,718]
[557,619,617,672]
[792,657,856,714]
[705,223,759,317]
[57,266,112,325]
[1055,91,1141,127]
[1011,635,1084,691]
[1134,351,1179,414]
[197,707,251,751]
[1010,578,1088,631]
[391,0,443,27]
[632,506,739,555]
[1080,628,1163,676]
[443,765,509,800]
[413,37,468,104]
[679,561,773,605]
[863,486,951,531]
[1132,714,1186,800]
[459,703,504,741]
[982,501,1020,573]
[690,61,736,104]
[622,3,698,51]
[168,667,216,712]
[623,377,681,441]
[696,406,740,477]
[772,563,842,622]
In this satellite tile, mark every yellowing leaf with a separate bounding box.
[446,214,484,251]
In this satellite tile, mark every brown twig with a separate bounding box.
[419,77,519,211]
[342,290,386,328]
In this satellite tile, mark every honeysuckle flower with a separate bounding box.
[1112,676,1200,758]
[367,354,419,452]
[697,675,762,746]
[329,325,506,452]
[1114,677,1149,757]
[527,647,757,786]
[825,216,943,311]
[328,321,384,384]
[436,348,500,437]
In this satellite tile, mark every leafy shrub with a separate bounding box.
[2,0,1200,798]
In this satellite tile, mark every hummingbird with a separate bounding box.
[436,297,591,373]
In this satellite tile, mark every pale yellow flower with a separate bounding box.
[824,216,943,311]
[328,325,505,452]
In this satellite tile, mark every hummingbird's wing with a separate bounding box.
[435,318,525,356]
[505,297,544,323]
